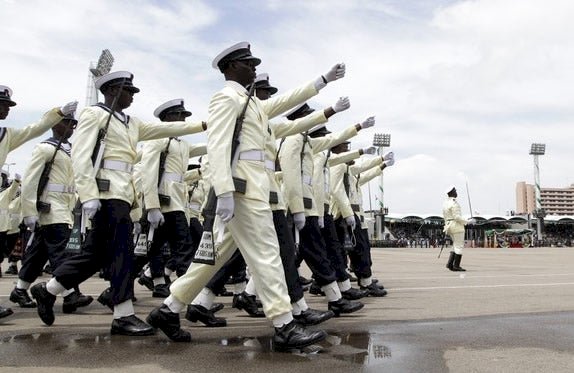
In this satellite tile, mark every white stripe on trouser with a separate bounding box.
[452,231,465,255]
[169,196,292,320]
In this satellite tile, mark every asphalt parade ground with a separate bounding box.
[1,246,573,373]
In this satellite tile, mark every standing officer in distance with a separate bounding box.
[0,84,77,320]
[30,71,206,336]
[443,186,475,271]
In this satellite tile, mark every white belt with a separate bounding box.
[239,150,275,171]
[302,175,313,185]
[162,172,184,183]
[46,183,76,193]
[188,202,201,211]
[102,160,133,173]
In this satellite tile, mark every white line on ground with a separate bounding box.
[390,282,574,291]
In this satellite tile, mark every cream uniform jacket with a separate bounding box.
[141,138,206,213]
[0,180,20,232]
[312,149,361,217]
[330,155,383,221]
[268,111,327,211]
[0,108,63,168]
[356,165,384,228]
[279,125,358,217]
[184,169,206,221]
[443,197,466,234]
[21,140,75,226]
[72,106,205,205]
[7,194,21,235]
[207,79,318,201]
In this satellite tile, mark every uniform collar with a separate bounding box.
[225,80,249,95]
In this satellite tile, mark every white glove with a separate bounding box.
[333,96,350,113]
[318,216,325,229]
[360,116,375,129]
[293,212,306,231]
[468,218,477,225]
[82,199,101,219]
[24,216,38,231]
[147,208,165,229]
[14,173,22,182]
[362,146,376,155]
[383,151,394,161]
[133,221,142,235]
[345,215,356,230]
[216,192,234,223]
[383,158,395,167]
[60,101,78,116]
[324,63,346,82]
[314,63,346,91]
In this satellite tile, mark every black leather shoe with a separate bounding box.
[328,298,364,316]
[111,315,155,336]
[309,282,325,296]
[164,275,172,286]
[341,287,368,300]
[30,282,56,326]
[146,304,191,342]
[97,288,113,310]
[216,286,233,297]
[5,265,18,275]
[152,284,170,298]
[0,305,14,319]
[10,288,37,308]
[293,308,335,326]
[62,291,94,314]
[298,276,313,286]
[360,283,388,297]
[210,303,224,313]
[232,292,265,317]
[273,320,326,352]
[138,274,154,291]
[185,304,227,327]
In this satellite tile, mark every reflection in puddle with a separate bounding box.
[1,330,392,367]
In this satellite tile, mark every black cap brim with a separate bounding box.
[0,98,17,107]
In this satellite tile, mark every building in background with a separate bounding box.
[516,181,574,215]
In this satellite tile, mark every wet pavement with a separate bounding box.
[1,247,574,372]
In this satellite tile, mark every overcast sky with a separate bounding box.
[1,0,572,215]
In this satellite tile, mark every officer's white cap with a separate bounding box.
[95,71,140,93]
[153,99,191,119]
[0,85,16,107]
[212,42,261,71]
[249,73,278,95]
[308,124,331,135]
[0,169,8,176]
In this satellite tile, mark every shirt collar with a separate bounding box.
[225,80,249,95]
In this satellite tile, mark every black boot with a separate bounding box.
[328,298,364,316]
[185,304,227,327]
[5,264,18,275]
[152,284,170,298]
[452,254,466,271]
[146,304,191,342]
[30,282,56,326]
[63,290,94,314]
[232,292,265,317]
[111,315,155,336]
[309,281,325,296]
[293,308,335,326]
[97,288,113,310]
[360,282,388,297]
[273,320,327,351]
[446,251,455,271]
[0,305,14,319]
[138,273,154,291]
[10,288,37,308]
[341,287,368,300]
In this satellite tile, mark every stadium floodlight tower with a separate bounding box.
[529,143,546,240]
[86,49,114,106]
[373,133,391,240]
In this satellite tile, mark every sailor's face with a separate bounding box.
[0,102,10,120]
[234,60,257,86]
